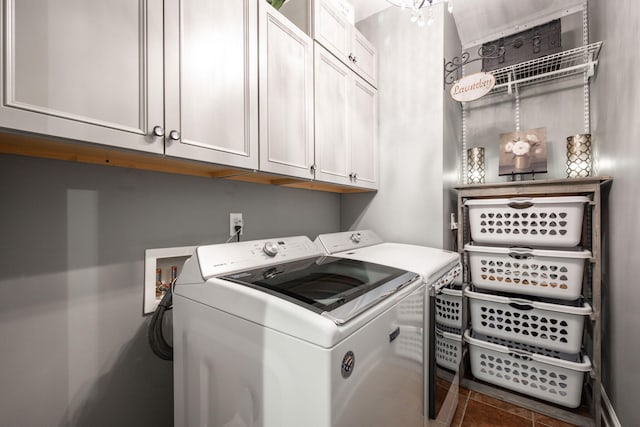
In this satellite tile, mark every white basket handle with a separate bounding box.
[508,300,534,311]
[508,198,534,209]
[508,247,535,259]
[508,348,533,360]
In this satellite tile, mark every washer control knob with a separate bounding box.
[350,232,361,243]
[263,241,280,257]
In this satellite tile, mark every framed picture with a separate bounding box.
[498,127,548,176]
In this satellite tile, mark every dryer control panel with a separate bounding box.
[315,230,384,254]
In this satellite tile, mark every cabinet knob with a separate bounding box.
[152,125,165,137]
[348,53,354,62]
[310,164,316,174]
[352,56,357,64]
[168,130,181,141]
[352,173,358,180]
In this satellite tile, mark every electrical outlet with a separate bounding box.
[230,213,244,236]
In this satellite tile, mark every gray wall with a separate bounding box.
[590,0,640,425]
[0,153,340,427]
[341,4,456,248]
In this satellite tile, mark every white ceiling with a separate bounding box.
[351,0,584,47]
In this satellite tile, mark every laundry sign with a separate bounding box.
[450,72,496,102]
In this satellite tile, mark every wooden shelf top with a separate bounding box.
[455,176,612,190]
[0,131,375,194]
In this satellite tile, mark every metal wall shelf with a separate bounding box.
[490,41,603,95]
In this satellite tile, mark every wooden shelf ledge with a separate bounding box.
[0,131,374,194]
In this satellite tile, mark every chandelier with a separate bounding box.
[386,0,454,26]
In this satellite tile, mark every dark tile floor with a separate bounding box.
[452,386,579,427]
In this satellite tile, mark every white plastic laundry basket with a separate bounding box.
[465,196,589,247]
[436,325,461,371]
[436,287,462,328]
[465,287,591,353]
[465,244,591,300]
[465,330,591,408]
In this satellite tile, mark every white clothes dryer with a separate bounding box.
[315,230,462,424]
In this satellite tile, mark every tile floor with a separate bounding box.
[452,386,579,427]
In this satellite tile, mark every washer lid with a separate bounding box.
[332,243,460,285]
[223,255,419,324]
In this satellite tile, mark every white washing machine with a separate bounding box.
[173,235,436,427]
[314,230,462,425]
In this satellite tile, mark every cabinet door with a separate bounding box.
[313,44,351,186]
[312,0,377,88]
[313,0,351,67]
[258,2,314,179]
[164,0,258,169]
[0,0,164,153]
[351,28,378,88]
[350,75,378,189]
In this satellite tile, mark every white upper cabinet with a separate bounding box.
[313,0,377,87]
[258,2,315,179]
[350,29,378,88]
[280,0,378,88]
[314,45,351,185]
[350,74,378,189]
[1,0,376,190]
[314,44,378,189]
[163,0,259,169]
[0,0,165,153]
[313,0,351,64]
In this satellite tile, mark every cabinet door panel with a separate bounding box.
[313,0,351,66]
[314,44,351,186]
[352,28,378,88]
[351,76,378,189]
[164,0,258,168]
[0,0,164,153]
[259,3,314,178]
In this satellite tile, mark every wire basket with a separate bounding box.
[465,244,591,300]
[465,287,591,354]
[465,196,589,247]
[465,330,591,408]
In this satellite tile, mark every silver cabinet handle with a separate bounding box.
[152,125,165,137]
[352,56,357,63]
[168,130,181,141]
[352,173,358,180]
